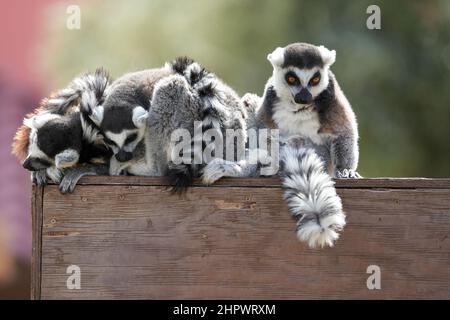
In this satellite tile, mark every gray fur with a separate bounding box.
[330,133,360,178]
[147,74,203,176]
[94,58,248,192]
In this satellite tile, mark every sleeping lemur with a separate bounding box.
[203,43,361,248]
[12,69,112,193]
[83,57,250,193]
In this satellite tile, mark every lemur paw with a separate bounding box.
[241,93,261,112]
[59,169,92,194]
[247,148,276,176]
[334,169,361,179]
[59,174,78,194]
[32,170,48,187]
[201,158,242,185]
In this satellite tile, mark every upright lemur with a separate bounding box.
[204,43,361,248]
[255,43,359,177]
[259,42,361,247]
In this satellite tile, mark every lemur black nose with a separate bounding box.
[22,158,34,170]
[115,150,133,162]
[294,89,313,104]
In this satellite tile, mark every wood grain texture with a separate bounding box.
[31,185,43,300]
[33,178,450,299]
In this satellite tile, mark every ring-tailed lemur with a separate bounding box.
[254,42,359,177]
[203,43,360,248]
[81,62,193,180]
[12,69,112,193]
[84,57,250,193]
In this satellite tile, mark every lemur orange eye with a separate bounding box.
[287,75,297,85]
[310,75,321,86]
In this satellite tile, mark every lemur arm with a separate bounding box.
[58,164,109,194]
[201,148,275,185]
[32,167,63,186]
[330,134,361,178]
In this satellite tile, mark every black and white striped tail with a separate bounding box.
[76,68,111,143]
[76,68,111,115]
[281,146,346,248]
[45,68,110,115]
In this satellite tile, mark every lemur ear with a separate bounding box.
[267,47,285,68]
[55,149,79,169]
[132,106,149,128]
[318,45,336,67]
[23,113,60,129]
[89,105,104,126]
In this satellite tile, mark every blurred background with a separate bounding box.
[0,0,449,299]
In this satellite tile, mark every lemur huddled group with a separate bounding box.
[12,43,360,248]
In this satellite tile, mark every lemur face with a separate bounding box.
[22,113,81,171]
[268,43,336,112]
[88,105,148,162]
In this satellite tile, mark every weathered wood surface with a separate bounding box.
[33,177,450,299]
[31,184,43,300]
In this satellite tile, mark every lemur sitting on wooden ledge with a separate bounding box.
[203,43,361,248]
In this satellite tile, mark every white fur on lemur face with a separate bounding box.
[22,113,80,171]
[104,129,140,154]
[26,127,53,169]
[89,105,148,162]
[268,45,336,112]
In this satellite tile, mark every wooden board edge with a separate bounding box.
[31,184,43,300]
[50,176,450,189]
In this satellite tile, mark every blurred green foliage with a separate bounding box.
[39,0,450,177]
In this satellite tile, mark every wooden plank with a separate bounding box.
[69,176,450,189]
[39,184,450,299]
[31,184,43,300]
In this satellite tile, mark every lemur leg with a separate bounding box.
[330,135,361,178]
[201,148,274,185]
[32,169,48,186]
[59,164,109,194]
[201,158,244,185]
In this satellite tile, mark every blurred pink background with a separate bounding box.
[0,0,60,299]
